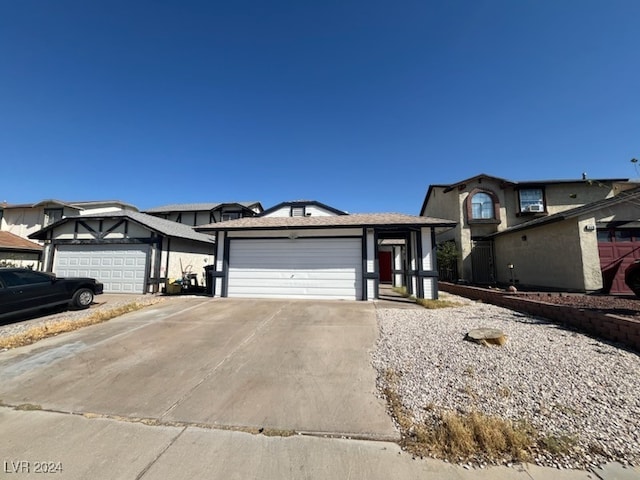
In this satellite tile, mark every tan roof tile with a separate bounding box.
[196,213,456,231]
[0,232,43,251]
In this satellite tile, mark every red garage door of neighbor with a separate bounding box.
[598,228,640,294]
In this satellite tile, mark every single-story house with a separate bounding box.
[0,231,43,269]
[196,202,456,300]
[29,211,215,293]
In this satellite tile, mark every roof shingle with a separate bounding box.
[0,232,43,251]
[196,213,456,231]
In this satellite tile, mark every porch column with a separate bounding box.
[213,231,225,297]
[393,245,403,288]
[409,231,418,296]
[420,226,438,300]
[365,228,377,300]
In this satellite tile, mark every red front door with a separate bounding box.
[379,251,392,283]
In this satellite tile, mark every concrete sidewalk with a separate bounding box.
[2,408,637,480]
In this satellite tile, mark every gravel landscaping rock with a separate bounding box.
[372,293,640,469]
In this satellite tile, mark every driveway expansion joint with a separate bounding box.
[158,302,290,421]
[135,426,187,480]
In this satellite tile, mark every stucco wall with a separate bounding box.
[577,216,602,291]
[494,219,589,291]
[541,182,614,215]
[424,186,467,277]
[162,238,215,284]
[263,205,339,217]
[2,208,45,240]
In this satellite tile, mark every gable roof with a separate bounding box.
[196,212,456,232]
[259,200,348,216]
[29,211,215,244]
[0,231,43,252]
[144,202,262,214]
[486,186,640,238]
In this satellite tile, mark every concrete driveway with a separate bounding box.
[1,297,623,479]
[0,297,396,439]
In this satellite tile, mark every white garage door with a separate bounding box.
[54,244,148,293]
[228,238,362,300]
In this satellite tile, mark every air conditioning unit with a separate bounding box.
[526,204,544,212]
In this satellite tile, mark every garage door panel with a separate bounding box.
[228,238,362,300]
[229,285,360,299]
[229,269,358,279]
[54,245,148,294]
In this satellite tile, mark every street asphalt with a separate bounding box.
[0,296,637,479]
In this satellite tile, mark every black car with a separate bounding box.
[0,268,104,320]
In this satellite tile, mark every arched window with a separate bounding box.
[471,192,495,219]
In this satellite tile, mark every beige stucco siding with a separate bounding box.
[543,183,614,215]
[425,187,468,277]
[494,219,590,291]
[2,208,46,240]
[577,216,602,291]
[161,238,215,283]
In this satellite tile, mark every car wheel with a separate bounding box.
[72,288,94,309]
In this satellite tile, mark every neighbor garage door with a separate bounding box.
[598,228,640,294]
[228,238,362,300]
[54,244,148,293]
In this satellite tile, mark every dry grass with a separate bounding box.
[382,368,535,464]
[0,302,149,350]
[413,411,535,463]
[415,298,463,309]
[392,287,462,309]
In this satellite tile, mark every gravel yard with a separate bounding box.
[372,294,640,469]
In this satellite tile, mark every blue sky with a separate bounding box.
[1,1,638,214]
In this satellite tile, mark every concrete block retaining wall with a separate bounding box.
[439,282,640,353]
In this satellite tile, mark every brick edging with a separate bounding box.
[439,282,640,353]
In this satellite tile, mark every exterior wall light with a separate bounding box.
[508,263,515,284]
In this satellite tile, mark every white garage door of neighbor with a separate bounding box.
[54,244,148,293]
[228,238,362,300]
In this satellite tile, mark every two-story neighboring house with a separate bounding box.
[0,199,139,242]
[0,199,139,270]
[143,202,263,226]
[420,174,639,293]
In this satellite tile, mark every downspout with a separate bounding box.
[165,237,171,286]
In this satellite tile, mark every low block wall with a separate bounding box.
[439,282,640,353]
